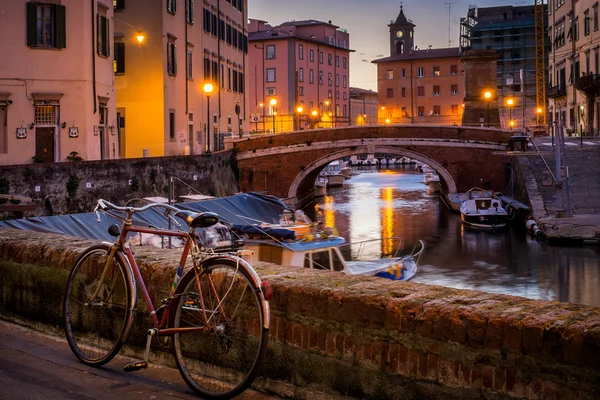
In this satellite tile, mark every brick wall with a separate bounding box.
[1,228,598,399]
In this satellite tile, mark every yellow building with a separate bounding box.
[114,0,249,157]
[0,1,116,164]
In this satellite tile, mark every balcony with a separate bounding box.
[547,84,566,98]
[575,74,600,94]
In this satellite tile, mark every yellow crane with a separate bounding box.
[534,0,546,125]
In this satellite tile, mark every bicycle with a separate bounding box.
[63,199,271,399]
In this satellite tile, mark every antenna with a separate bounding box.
[445,2,456,47]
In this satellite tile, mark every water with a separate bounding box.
[302,166,600,307]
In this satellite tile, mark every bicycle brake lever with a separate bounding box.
[94,205,102,222]
[167,211,181,228]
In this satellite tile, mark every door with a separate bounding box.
[35,127,55,162]
[117,109,126,158]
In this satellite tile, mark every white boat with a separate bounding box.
[340,162,352,179]
[321,160,345,187]
[459,188,508,229]
[232,222,426,282]
[423,172,440,185]
[314,176,327,197]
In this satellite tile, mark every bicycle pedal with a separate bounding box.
[123,361,148,372]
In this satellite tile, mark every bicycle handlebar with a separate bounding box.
[94,198,182,224]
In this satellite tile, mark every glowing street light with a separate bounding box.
[203,82,213,154]
[507,98,514,129]
[296,106,303,130]
[484,90,492,128]
[136,32,145,43]
[269,98,277,133]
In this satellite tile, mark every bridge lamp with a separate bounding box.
[269,98,277,133]
[484,90,492,128]
[203,83,214,154]
[506,98,514,129]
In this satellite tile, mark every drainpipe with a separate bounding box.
[185,4,188,116]
[91,0,97,114]
[217,0,221,119]
[410,59,414,123]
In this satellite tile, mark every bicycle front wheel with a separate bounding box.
[172,258,269,399]
[64,244,133,366]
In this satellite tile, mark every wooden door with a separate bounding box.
[35,127,55,162]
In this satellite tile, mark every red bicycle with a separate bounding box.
[63,199,271,399]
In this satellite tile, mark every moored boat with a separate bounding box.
[459,188,508,229]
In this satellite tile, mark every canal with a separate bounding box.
[302,165,600,307]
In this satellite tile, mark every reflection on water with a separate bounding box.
[303,166,600,307]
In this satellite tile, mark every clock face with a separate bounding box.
[395,31,403,38]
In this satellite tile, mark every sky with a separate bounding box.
[249,0,528,91]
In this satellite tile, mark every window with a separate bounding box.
[114,42,125,74]
[299,68,304,82]
[328,72,332,86]
[227,67,231,90]
[335,55,339,67]
[343,76,347,88]
[319,51,323,64]
[418,106,424,116]
[187,49,192,79]
[386,69,393,79]
[266,87,276,96]
[113,0,125,11]
[186,0,194,23]
[97,14,110,57]
[218,19,225,40]
[417,67,424,77]
[433,66,440,76]
[233,69,238,92]
[451,105,459,114]
[594,5,599,31]
[266,45,275,59]
[319,71,323,84]
[167,38,177,75]
[299,86,304,96]
[417,86,425,96]
[266,68,275,82]
[401,68,406,78]
[167,0,176,14]
[336,91,340,99]
[203,9,211,33]
[309,69,314,83]
[220,63,224,87]
[343,57,347,68]
[450,65,458,75]
[299,44,304,60]
[401,87,406,97]
[584,10,590,36]
[433,105,440,115]
[211,13,217,36]
[433,85,440,96]
[336,74,339,87]
[343,91,347,100]
[211,60,218,83]
[327,90,332,99]
[226,23,232,44]
[387,88,394,98]
[0,105,6,154]
[310,50,314,62]
[169,110,175,140]
[27,3,66,48]
[204,57,210,80]
[451,84,458,95]
[328,53,332,65]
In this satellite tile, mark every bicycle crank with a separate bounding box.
[123,328,156,372]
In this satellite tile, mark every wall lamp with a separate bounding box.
[61,121,67,129]
[28,123,35,130]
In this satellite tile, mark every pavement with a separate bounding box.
[0,319,282,400]
[523,135,600,242]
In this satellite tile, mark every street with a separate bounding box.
[0,320,280,400]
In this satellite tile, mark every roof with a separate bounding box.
[248,30,355,52]
[391,6,415,27]
[349,87,377,96]
[279,19,339,29]
[372,47,460,63]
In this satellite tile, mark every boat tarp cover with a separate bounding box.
[0,193,291,242]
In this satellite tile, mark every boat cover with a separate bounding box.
[0,193,291,242]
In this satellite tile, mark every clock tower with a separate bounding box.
[389,4,415,56]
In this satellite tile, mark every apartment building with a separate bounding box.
[547,0,600,136]
[0,1,116,165]
[372,6,464,126]
[247,19,352,133]
[114,0,248,157]
[461,5,547,130]
[349,88,378,126]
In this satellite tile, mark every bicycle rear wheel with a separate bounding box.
[172,258,269,399]
[64,244,133,366]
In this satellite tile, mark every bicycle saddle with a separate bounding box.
[175,210,219,228]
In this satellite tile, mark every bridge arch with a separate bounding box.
[287,146,457,201]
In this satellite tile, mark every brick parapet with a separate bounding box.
[1,228,598,399]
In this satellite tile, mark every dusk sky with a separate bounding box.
[249,0,527,91]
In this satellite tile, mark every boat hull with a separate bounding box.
[325,174,345,187]
[460,213,508,228]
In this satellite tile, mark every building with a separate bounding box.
[461,5,547,130]
[0,1,116,165]
[349,88,378,126]
[114,0,248,157]
[247,19,352,133]
[372,6,464,126]
[547,0,600,136]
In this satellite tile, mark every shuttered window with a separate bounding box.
[97,14,110,57]
[26,2,66,48]
[114,42,125,74]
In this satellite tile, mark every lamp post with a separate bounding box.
[484,91,492,128]
[311,110,318,129]
[203,83,213,154]
[325,100,331,128]
[507,98,514,130]
[296,106,303,130]
[269,98,277,133]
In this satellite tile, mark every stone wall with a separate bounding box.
[1,228,599,399]
[0,152,238,217]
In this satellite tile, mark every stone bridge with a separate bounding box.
[230,125,513,207]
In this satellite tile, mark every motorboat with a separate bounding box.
[459,188,508,229]
[314,176,327,197]
[231,221,426,282]
[321,160,345,187]
[423,172,440,185]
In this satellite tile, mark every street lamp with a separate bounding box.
[484,90,492,128]
[203,82,213,154]
[269,98,277,133]
[311,110,318,129]
[296,106,303,130]
[506,98,514,129]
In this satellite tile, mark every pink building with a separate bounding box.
[247,19,352,133]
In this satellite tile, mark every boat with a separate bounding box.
[459,188,508,229]
[321,160,345,187]
[231,220,426,282]
[423,172,440,185]
[340,161,352,179]
[314,176,328,197]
